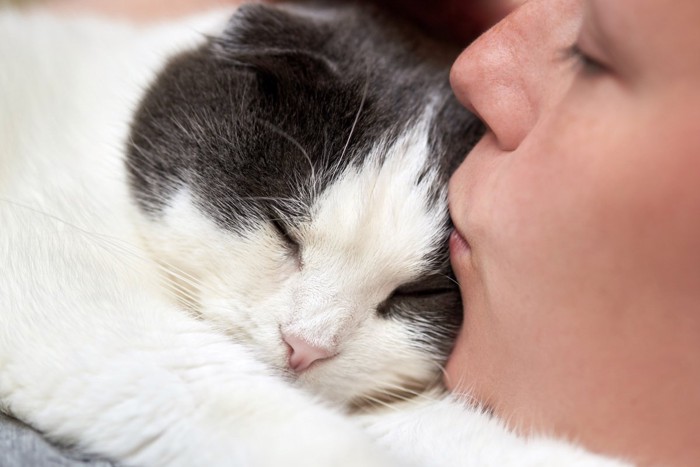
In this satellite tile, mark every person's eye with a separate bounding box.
[567,44,609,76]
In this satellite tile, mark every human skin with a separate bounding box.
[446,0,700,465]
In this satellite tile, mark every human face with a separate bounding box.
[446,0,700,464]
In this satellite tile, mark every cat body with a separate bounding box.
[0,4,628,466]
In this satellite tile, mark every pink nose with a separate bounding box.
[283,333,336,372]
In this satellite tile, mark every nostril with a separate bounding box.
[282,333,336,372]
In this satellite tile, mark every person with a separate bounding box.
[38,0,700,465]
[443,0,700,465]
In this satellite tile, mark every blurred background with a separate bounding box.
[2,0,40,5]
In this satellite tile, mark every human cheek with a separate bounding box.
[542,86,700,300]
[446,0,586,398]
[446,134,547,400]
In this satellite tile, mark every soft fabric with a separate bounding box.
[0,413,116,467]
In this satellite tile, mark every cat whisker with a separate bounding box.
[154,277,200,310]
[83,239,219,313]
[338,64,370,166]
[266,215,308,225]
[354,393,400,412]
[0,198,224,305]
[89,233,209,291]
[238,195,299,203]
[436,272,461,289]
[375,388,422,405]
[429,359,451,383]
[254,117,317,190]
[90,241,212,307]
[375,380,441,403]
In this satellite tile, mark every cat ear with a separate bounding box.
[212,4,343,82]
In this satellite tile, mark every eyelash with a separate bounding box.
[567,44,608,75]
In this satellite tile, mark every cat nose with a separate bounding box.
[283,333,336,372]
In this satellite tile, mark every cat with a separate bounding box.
[1,2,475,464]
[0,2,630,466]
[124,2,475,407]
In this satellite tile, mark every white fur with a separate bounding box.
[142,121,450,404]
[0,7,631,467]
[361,392,631,467]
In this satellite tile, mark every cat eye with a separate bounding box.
[392,283,456,299]
[271,218,302,261]
[377,275,459,315]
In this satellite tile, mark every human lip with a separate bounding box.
[449,227,471,257]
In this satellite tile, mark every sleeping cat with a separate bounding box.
[0,2,629,467]
[0,2,475,464]
[124,2,474,407]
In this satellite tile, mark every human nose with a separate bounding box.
[450,0,582,151]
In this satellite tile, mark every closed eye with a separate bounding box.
[391,287,456,299]
[270,218,301,262]
[392,273,459,298]
[377,275,460,316]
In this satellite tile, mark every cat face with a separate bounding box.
[126,4,482,406]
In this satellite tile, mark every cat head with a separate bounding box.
[126,3,483,406]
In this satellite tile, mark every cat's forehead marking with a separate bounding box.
[125,2,477,224]
[307,116,445,287]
